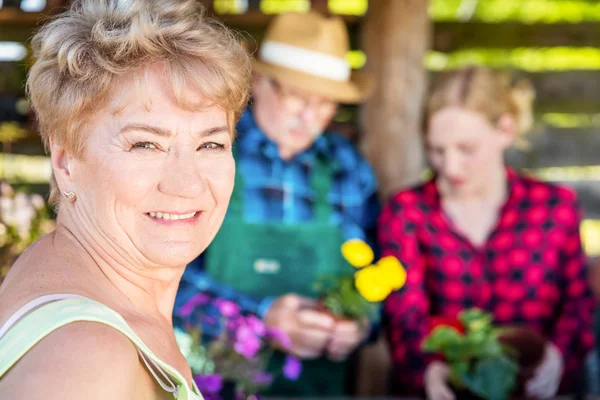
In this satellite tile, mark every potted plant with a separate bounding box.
[176,296,302,400]
[421,309,545,400]
[314,239,407,322]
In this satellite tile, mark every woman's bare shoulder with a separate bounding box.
[0,321,143,399]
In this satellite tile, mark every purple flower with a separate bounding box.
[252,371,274,386]
[176,293,211,317]
[266,328,292,350]
[226,316,242,331]
[215,299,241,318]
[234,325,261,359]
[194,374,223,394]
[283,355,302,380]
[246,315,266,337]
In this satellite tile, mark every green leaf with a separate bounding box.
[461,356,518,400]
[459,308,493,333]
[422,327,464,353]
[449,360,470,388]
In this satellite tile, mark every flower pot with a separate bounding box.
[497,326,546,397]
[451,386,486,400]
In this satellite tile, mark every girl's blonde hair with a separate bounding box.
[427,67,535,143]
[27,0,252,204]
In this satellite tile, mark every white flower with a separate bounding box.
[0,182,14,197]
[30,194,45,211]
[0,197,13,216]
[14,193,29,209]
[14,206,34,240]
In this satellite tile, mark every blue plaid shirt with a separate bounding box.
[174,109,379,334]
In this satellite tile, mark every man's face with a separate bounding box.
[252,75,338,160]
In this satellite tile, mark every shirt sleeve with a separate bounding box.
[379,195,433,394]
[174,255,274,337]
[549,196,595,389]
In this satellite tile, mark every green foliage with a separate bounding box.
[314,274,379,320]
[462,356,520,400]
[422,309,519,400]
[426,47,600,72]
[430,0,600,23]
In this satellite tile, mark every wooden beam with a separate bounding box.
[213,10,360,29]
[360,0,430,202]
[0,9,44,25]
[530,70,600,114]
[434,22,600,52]
[506,127,600,169]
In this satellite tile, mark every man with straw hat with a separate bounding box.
[175,11,379,396]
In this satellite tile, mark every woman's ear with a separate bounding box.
[49,137,75,188]
[497,114,517,150]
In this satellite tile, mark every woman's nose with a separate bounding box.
[158,151,207,199]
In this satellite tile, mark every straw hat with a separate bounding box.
[253,11,374,104]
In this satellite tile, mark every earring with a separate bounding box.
[63,191,77,202]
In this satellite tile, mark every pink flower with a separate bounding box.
[177,293,211,317]
[246,315,266,337]
[214,299,240,318]
[266,328,292,350]
[234,325,261,359]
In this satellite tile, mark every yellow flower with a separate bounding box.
[377,256,407,290]
[341,239,374,268]
[355,266,392,302]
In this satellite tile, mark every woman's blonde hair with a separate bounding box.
[427,67,535,144]
[27,0,252,204]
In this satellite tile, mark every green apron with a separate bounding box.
[206,151,349,396]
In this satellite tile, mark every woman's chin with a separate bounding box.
[142,241,206,269]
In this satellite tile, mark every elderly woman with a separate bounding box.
[0,0,250,398]
[380,67,594,400]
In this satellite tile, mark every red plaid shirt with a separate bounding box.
[380,170,594,395]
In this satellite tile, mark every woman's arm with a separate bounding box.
[549,195,595,390]
[1,322,142,399]
[379,194,433,394]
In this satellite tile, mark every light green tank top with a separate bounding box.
[0,294,203,400]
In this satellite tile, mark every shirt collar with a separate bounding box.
[427,167,523,208]
[236,108,332,166]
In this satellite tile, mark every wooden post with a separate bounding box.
[360,0,430,202]
[355,1,430,395]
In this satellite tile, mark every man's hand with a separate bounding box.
[264,294,335,359]
[424,361,455,400]
[326,318,370,361]
[526,343,564,399]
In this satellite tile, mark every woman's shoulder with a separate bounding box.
[516,172,579,207]
[0,318,141,398]
[384,179,436,212]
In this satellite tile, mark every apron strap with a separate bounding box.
[311,153,335,224]
[227,145,244,216]
[228,140,335,224]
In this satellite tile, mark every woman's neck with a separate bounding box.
[52,217,182,324]
[445,166,508,206]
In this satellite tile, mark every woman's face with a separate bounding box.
[427,106,514,198]
[62,65,235,268]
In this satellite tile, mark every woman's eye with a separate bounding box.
[200,142,225,150]
[132,142,158,150]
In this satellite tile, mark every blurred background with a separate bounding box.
[2,0,600,395]
[2,0,600,257]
